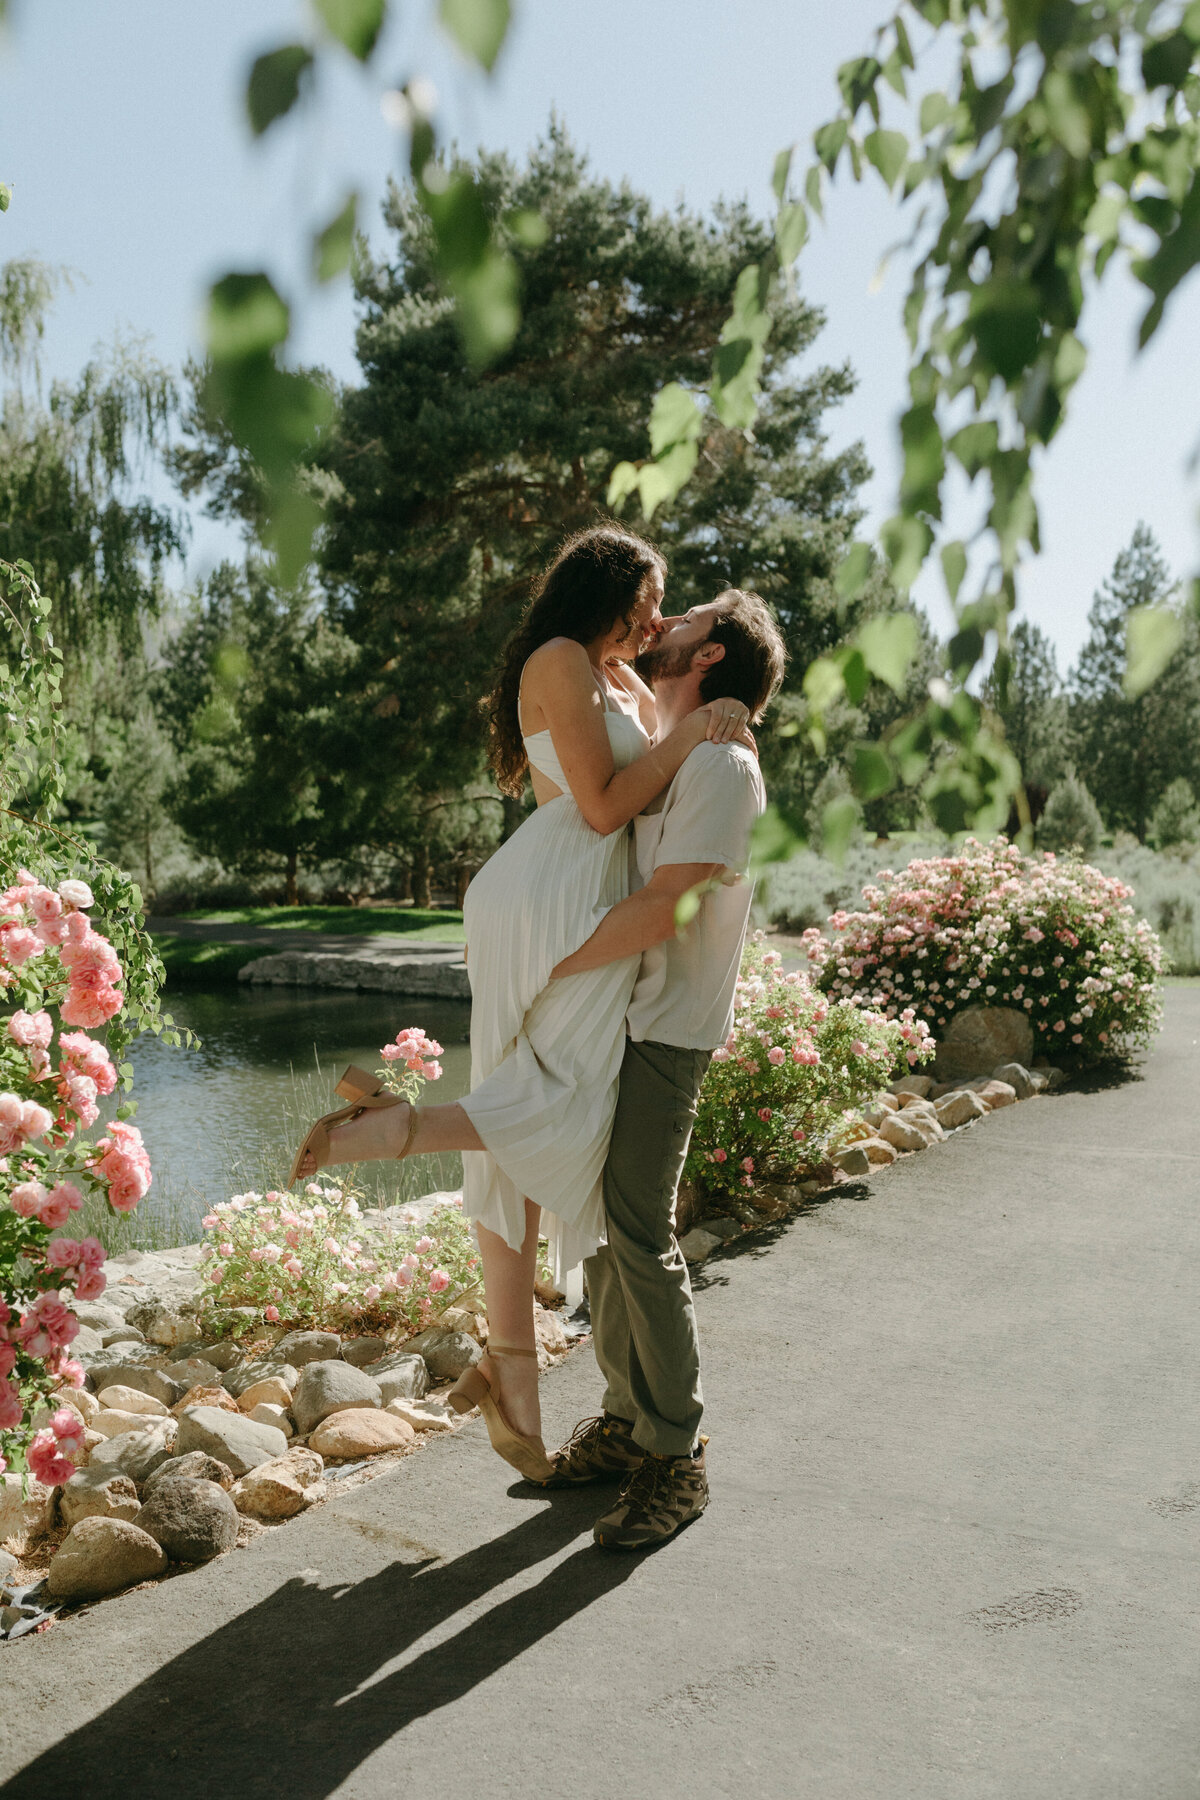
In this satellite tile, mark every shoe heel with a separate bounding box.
[335,1064,381,1103]
[447,1368,489,1415]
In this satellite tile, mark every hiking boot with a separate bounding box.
[592,1443,708,1550]
[539,1413,643,1488]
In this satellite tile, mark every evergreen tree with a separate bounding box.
[1037,772,1104,856]
[985,618,1072,794]
[1070,524,1200,841]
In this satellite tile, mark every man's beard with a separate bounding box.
[634,640,696,684]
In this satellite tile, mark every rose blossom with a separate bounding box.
[0,1380,24,1430]
[427,1269,450,1294]
[58,879,94,910]
[27,1428,76,1488]
[8,1008,53,1049]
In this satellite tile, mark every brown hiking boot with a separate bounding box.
[592,1443,708,1550]
[539,1413,643,1488]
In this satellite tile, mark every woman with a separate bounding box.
[291,525,749,1479]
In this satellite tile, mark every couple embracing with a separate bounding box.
[292,524,785,1550]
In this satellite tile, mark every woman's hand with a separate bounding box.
[700,698,751,745]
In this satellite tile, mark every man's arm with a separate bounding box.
[549,863,723,978]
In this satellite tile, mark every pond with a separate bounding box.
[121,984,473,1246]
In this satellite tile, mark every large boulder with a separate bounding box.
[308,1410,414,1458]
[385,1397,456,1434]
[272,1330,341,1368]
[137,1477,238,1563]
[405,1329,482,1382]
[88,1420,178,1482]
[144,1451,234,1495]
[934,1005,1034,1082]
[371,1352,429,1405]
[175,1405,288,1477]
[172,1384,239,1417]
[991,1061,1045,1099]
[229,1450,323,1520]
[95,1385,170,1418]
[340,1336,386,1367]
[72,1302,128,1333]
[935,1088,990,1129]
[125,1302,198,1348]
[879,1113,936,1154]
[59,1470,141,1529]
[235,1373,296,1412]
[48,1517,167,1600]
[86,1362,182,1407]
[224,1358,299,1400]
[291,1361,382,1436]
[968,1078,1018,1109]
[248,1403,293,1437]
[91,1408,167,1441]
[0,1474,54,1545]
[163,1357,224,1392]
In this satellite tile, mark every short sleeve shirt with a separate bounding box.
[625,741,766,1050]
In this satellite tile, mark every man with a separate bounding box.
[542,588,786,1549]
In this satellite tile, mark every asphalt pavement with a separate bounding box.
[3,989,1198,1800]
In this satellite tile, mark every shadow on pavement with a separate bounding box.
[4,1490,638,1799]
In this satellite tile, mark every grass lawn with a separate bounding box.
[167,905,466,943]
[153,939,264,984]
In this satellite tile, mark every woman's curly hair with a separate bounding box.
[486,524,666,797]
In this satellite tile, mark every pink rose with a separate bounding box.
[45,1237,82,1268]
[43,1182,84,1224]
[50,1406,85,1448]
[79,1236,105,1268]
[74,1266,106,1300]
[57,1358,85,1388]
[364,1282,381,1302]
[427,1269,450,1294]
[0,1342,13,1380]
[27,1428,76,1487]
[757,1107,772,1121]
[60,983,122,1029]
[741,1157,755,1173]
[767,1046,785,1066]
[264,1305,280,1323]
[8,1008,53,1049]
[713,1148,727,1164]
[792,1127,807,1141]
[422,1060,442,1080]
[10,1179,47,1218]
[1,925,43,968]
[415,1236,434,1254]
[0,1380,23,1430]
[107,1173,146,1213]
[57,879,94,910]
[283,1256,302,1276]
[395,1266,413,1287]
[711,1047,731,1063]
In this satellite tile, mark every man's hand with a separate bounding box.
[550,862,723,979]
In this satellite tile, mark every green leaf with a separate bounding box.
[850,741,895,801]
[802,655,845,713]
[438,0,511,72]
[919,90,952,134]
[940,539,968,603]
[899,402,944,516]
[775,202,808,266]
[506,207,548,247]
[857,612,919,694]
[313,0,385,60]
[863,129,908,192]
[946,624,986,679]
[1041,67,1093,158]
[1134,171,1200,346]
[880,513,931,592]
[836,55,882,120]
[635,440,699,520]
[835,540,873,603]
[947,418,999,479]
[771,146,794,203]
[813,119,848,174]
[805,164,824,219]
[1142,30,1195,89]
[838,646,870,706]
[881,48,907,98]
[748,803,802,874]
[246,44,314,136]
[0,183,10,213]
[821,795,860,864]
[970,286,1042,382]
[606,460,640,511]
[207,273,289,362]
[313,191,358,281]
[648,382,703,456]
[1125,605,1185,697]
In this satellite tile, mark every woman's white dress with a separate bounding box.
[460,687,649,1278]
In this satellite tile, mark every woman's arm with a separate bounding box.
[522,640,712,835]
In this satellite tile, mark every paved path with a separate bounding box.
[4,992,1199,1799]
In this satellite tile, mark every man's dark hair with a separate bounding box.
[697,589,786,722]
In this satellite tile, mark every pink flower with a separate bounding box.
[74,1266,106,1300]
[15,1290,79,1357]
[758,1107,773,1121]
[395,1266,413,1287]
[711,1047,731,1063]
[58,1032,116,1095]
[767,1046,785,1066]
[264,1305,280,1323]
[422,1060,443,1080]
[60,983,122,1029]
[202,1213,219,1229]
[792,1127,807,1142]
[323,1236,339,1254]
[364,1282,381,1302]
[0,1379,21,1429]
[27,1428,76,1487]
[45,1237,82,1268]
[42,1182,84,1228]
[741,1156,755,1173]
[50,1406,85,1451]
[1,925,43,968]
[427,1269,450,1294]
[57,879,94,909]
[0,1342,14,1380]
[8,1008,53,1049]
[283,1256,303,1276]
[713,1148,727,1164]
[209,1266,225,1283]
[10,1179,47,1218]
[850,1040,867,1056]
[415,1236,434,1254]
[57,1358,85,1388]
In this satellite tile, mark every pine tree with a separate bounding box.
[985,618,1072,794]
[1071,524,1200,841]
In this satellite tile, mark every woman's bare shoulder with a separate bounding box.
[522,638,592,691]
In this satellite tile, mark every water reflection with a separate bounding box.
[124,985,472,1242]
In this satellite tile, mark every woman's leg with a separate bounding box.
[474,1197,542,1440]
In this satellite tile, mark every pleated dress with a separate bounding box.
[460,685,650,1278]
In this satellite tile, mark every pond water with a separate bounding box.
[123,985,473,1245]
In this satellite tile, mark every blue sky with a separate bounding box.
[1,0,1197,669]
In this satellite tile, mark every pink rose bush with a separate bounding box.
[196,1183,477,1340]
[686,937,934,1201]
[800,839,1164,1065]
[0,867,155,1486]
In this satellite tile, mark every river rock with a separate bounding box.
[860,1137,898,1165]
[968,1078,1018,1109]
[291,1361,382,1435]
[73,1302,128,1333]
[237,1375,294,1413]
[405,1329,482,1382]
[126,1302,198,1349]
[69,1324,106,1360]
[1032,1064,1066,1091]
[59,1470,141,1529]
[91,1408,167,1440]
[384,1397,456,1434]
[991,1061,1045,1099]
[308,1410,414,1458]
[891,1074,934,1099]
[87,1362,182,1407]
[172,1384,239,1417]
[0,1474,54,1545]
[248,1403,293,1437]
[340,1336,386,1367]
[227,1456,311,1520]
[89,1420,178,1482]
[101,1326,146,1348]
[164,1357,224,1391]
[48,1517,167,1600]
[935,1088,990,1129]
[137,1477,238,1563]
[145,1451,235,1494]
[935,1005,1034,1081]
[175,1406,288,1477]
[371,1353,428,1405]
[193,1339,243,1372]
[96,1385,170,1418]
[56,1386,99,1425]
[272,1330,341,1368]
[534,1306,569,1357]
[879,1113,934,1154]
[833,1145,870,1176]
[224,1358,299,1400]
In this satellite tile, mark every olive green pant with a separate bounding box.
[584,1037,710,1458]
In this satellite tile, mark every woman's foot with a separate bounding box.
[479,1348,542,1441]
[294,1099,414,1181]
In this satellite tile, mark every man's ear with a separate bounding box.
[694,640,725,670]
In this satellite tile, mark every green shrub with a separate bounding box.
[1149,779,1200,852]
[1037,773,1104,856]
